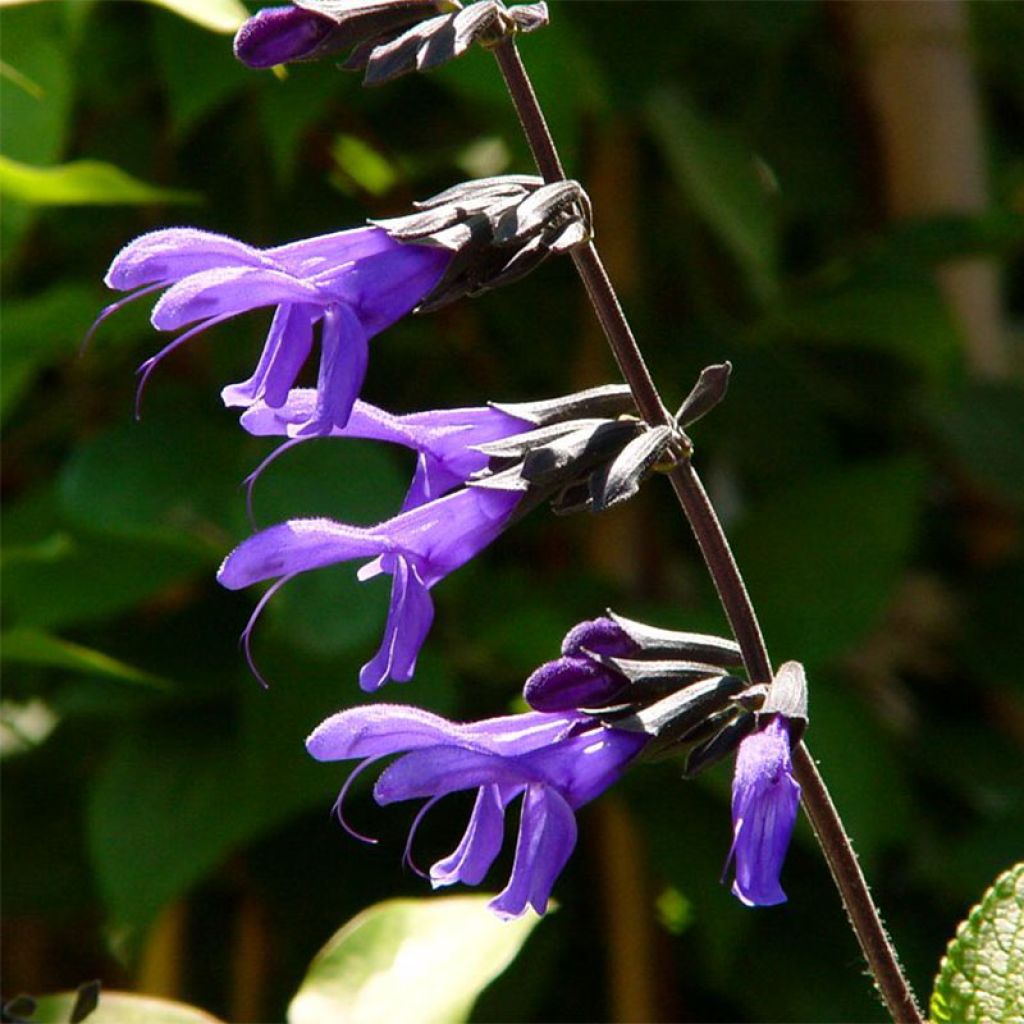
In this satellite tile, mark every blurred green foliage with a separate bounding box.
[2,1,1023,1021]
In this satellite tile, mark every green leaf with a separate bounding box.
[152,9,253,136]
[2,484,211,630]
[0,155,201,205]
[753,271,961,382]
[1,628,169,690]
[731,457,925,668]
[932,381,1024,506]
[87,661,358,944]
[140,0,249,34]
[31,990,224,1024]
[0,282,111,421]
[0,5,72,166]
[931,863,1024,1024]
[287,896,544,1024]
[330,134,400,197]
[0,1,74,252]
[88,722,251,941]
[58,408,240,551]
[648,87,778,303]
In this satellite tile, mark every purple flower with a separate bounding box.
[233,4,341,67]
[306,703,647,917]
[727,715,801,906]
[240,388,532,512]
[234,2,441,70]
[218,483,521,690]
[524,616,638,712]
[95,225,449,434]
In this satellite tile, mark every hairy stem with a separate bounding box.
[493,35,924,1024]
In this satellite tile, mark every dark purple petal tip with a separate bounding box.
[524,655,625,713]
[234,6,340,68]
[560,616,637,659]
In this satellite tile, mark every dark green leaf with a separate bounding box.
[932,381,1024,506]
[648,87,778,303]
[731,457,926,668]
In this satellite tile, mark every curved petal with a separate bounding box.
[489,787,577,919]
[308,704,485,762]
[239,390,319,434]
[374,746,534,804]
[298,303,369,433]
[221,303,315,409]
[105,228,265,290]
[217,518,390,589]
[358,557,435,691]
[151,266,322,330]
[267,226,399,274]
[430,784,510,889]
[381,486,520,582]
[401,454,465,512]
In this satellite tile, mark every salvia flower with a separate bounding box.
[95,225,449,434]
[726,660,808,906]
[306,702,647,917]
[235,1,549,86]
[219,483,522,691]
[239,388,534,512]
[234,1,445,69]
[727,714,800,906]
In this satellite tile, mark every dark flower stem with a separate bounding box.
[492,37,924,1024]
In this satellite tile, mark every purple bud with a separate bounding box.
[727,715,801,907]
[524,655,627,713]
[560,616,637,658]
[234,6,340,68]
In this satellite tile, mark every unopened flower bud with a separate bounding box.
[373,175,592,310]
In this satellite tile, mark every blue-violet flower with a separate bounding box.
[218,483,521,690]
[240,387,532,512]
[727,714,801,906]
[95,225,449,434]
[306,702,647,918]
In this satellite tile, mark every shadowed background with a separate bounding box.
[2,1,1022,1021]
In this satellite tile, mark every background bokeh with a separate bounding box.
[3,1,1023,1021]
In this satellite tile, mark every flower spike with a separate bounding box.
[235,1,549,85]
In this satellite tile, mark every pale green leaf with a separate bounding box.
[331,134,399,197]
[0,155,200,206]
[31,990,224,1024]
[141,0,248,34]
[931,862,1024,1024]
[1,628,169,690]
[287,896,544,1024]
